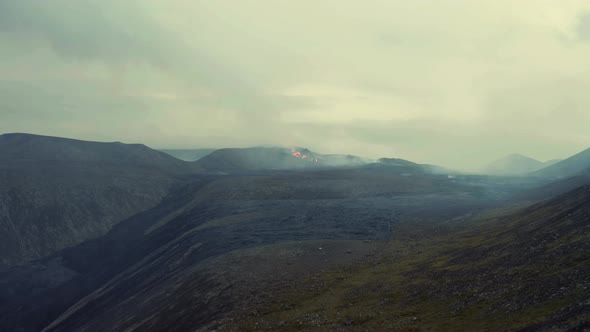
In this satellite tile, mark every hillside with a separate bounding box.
[0,169,506,332]
[194,147,378,172]
[534,147,590,178]
[0,133,195,173]
[194,147,321,171]
[483,154,544,176]
[516,167,590,201]
[193,147,448,175]
[0,133,198,264]
[378,157,419,168]
[1,135,587,331]
[229,185,590,331]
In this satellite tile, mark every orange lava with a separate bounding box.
[291,148,320,163]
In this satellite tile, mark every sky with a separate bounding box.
[1,0,590,170]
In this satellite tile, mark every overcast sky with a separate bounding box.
[1,0,590,170]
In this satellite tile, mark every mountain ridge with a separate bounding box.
[533,147,590,178]
[0,133,197,174]
[0,133,197,264]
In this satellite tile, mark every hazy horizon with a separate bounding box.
[2,131,573,173]
[2,1,590,169]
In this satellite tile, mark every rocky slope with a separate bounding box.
[2,134,585,332]
[228,184,590,331]
[516,167,590,201]
[0,169,507,332]
[0,133,198,264]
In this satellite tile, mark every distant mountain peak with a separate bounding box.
[483,154,543,176]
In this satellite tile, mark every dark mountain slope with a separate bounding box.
[516,167,590,201]
[231,185,590,331]
[0,133,194,173]
[0,133,199,264]
[534,147,590,178]
[0,170,503,332]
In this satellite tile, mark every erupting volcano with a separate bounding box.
[291,148,319,163]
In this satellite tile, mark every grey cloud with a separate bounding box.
[0,0,278,122]
[2,1,590,170]
[0,1,159,63]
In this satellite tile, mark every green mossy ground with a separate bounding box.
[222,195,590,331]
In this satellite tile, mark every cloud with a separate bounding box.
[0,1,160,63]
[0,0,279,118]
[1,0,590,170]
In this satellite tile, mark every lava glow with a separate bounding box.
[291,148,320,163]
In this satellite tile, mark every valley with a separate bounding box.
[1,134,589,331]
